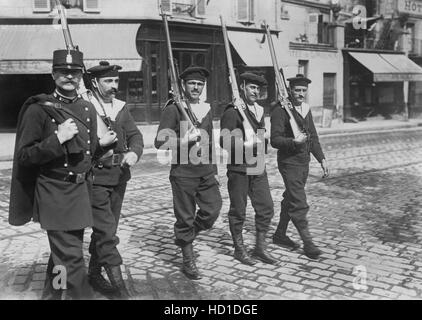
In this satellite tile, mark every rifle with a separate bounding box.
[263,21,303,139]
[54,0,92,99]
[55,0,111,137]
[160,6,199,135]
[220,15,255,143]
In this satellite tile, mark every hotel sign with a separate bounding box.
[398,0,422,17]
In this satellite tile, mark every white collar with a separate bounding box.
[294,102,310,118]
[188,101,210,123]
[87,93,126,121]
[247,102,264,122]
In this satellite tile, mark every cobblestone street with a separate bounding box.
[0,127,421,300]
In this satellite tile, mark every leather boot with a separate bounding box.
[272,207,300,250]
[104,265,130,299]
[292,219,322,259]
[231,230,256,266]
[181,243,202,280]
[88,256,117,297]
[252,231,277,265]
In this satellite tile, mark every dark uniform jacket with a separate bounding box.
[9,93,102,230]
[270,102,325,166]
[90,97,144,186]
[220,103,269,173]
[154,102,217,178]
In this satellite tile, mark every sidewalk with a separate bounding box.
[1,117,421,162]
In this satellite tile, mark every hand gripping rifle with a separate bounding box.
[263,22,303,138]
[220,15,255,143]
[160,7,200,137]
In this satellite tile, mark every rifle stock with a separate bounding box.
[220,15,255,143]
[263,22,303,138]
[160,7,197,131]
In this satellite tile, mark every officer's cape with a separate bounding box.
[8,94,87,226]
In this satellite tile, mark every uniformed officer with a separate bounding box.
[270,74,329,259]
[9,49,117,299]
[154,66,222,280]
[85,61,144,299]
[220,72,277,266]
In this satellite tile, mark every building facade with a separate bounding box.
[0,0,348,129]
[341,0,422,120]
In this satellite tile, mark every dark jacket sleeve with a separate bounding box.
[270,105,297,153]
[17,104,65,167]
[121,107,144,160]
[154,104,197,150]
[308,111,325,163]
[219,107,244,154]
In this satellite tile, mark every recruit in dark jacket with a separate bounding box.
[83,61,144,299]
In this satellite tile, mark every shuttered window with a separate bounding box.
[33,0,51,12]
[237,0,254,22]
[196,0,206,16]
[161,0,172,13]
[83,0,100,12]
[323,73,336,107]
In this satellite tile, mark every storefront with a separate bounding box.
[135,20,279,124]
[0,23,142,128]
[343,48,422,121]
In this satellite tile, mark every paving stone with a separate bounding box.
[1,129,422,300]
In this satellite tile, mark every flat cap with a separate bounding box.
[53,49,84,70]
[88,61,122,78]
[287,74,312,87]
[179,66,210,82]
[239,72,267,86]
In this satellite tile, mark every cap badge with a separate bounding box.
[66,53,73,64]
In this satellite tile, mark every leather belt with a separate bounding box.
[96,153,124,169]
[41,171,90,184]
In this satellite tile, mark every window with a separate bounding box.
[160,0,206,17]
[33,0,51,12]
[298,60,308,77]
[237,0,254,23]
[83,0,100,12]
[33,0,100,13]
[323,73,336,107]
[304,13,332,45]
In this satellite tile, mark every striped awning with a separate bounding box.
[349,51,422,82]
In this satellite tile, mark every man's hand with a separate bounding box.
[57,118,78,144]
[99,131,118,147]
[321,159,329,178]
[293,133,307,144]
[121,151,138,167]
[181,127,200,144]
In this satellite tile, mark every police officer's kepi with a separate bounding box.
[240,72,268,86]
[179,66,210,82]
[52,49,84,70]
[88,61,122,78]
[287,74,312,87]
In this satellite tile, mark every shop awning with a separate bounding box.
[348,51,422,82]
[0,24,142,74]
[228,31,282,67]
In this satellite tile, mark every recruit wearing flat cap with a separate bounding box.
[88,61,122,78]
[239,72,268,86]
[52,49,84,70]
[179,66,210,82]
[287,74,312,86]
